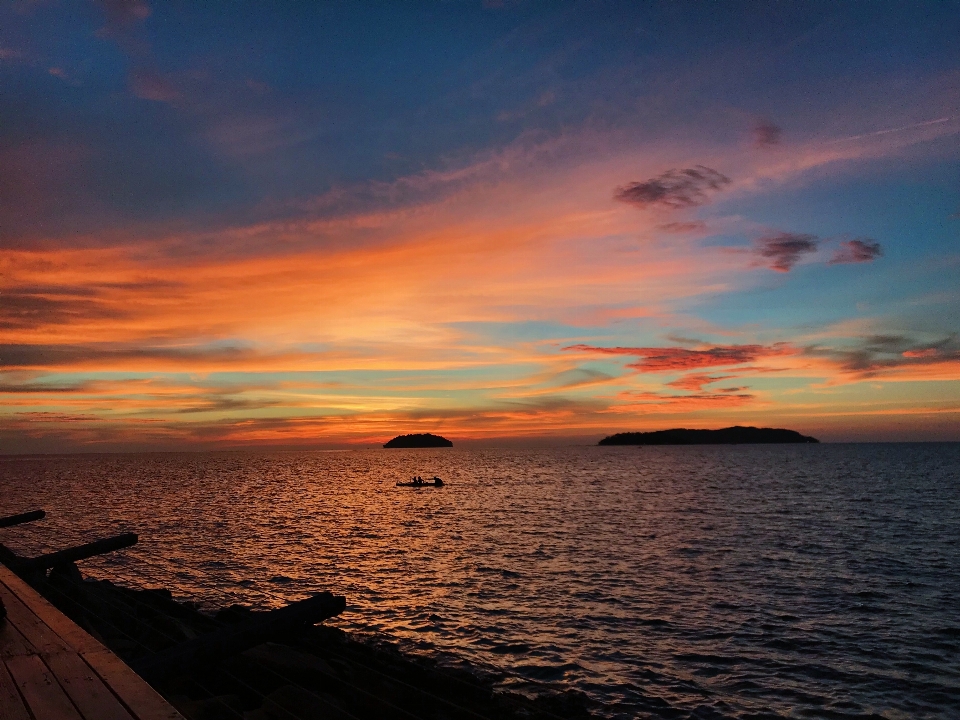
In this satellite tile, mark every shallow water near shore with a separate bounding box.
[2,444,959,718]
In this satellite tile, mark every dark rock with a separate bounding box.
[242,642,340,682]
[29,568,598,720]
[49,561,84,583]
[251,685,345,720]
[216,604,255,624]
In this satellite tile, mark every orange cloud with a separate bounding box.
[564,343,796,372]
[613,389,757,411]
[3,112,960,451]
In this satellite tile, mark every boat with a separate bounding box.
[396,476,444,487]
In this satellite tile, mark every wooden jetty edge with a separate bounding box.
[0,509,596,719]
[0,562,184,720]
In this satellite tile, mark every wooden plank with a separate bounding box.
[0,660,32,720]
[0,565,184,720]
[0,567,106,656]
[0,617,36,659]
[46,651,136,720]
[82,649,184,720]
[0,576,72,657]
[6,653,84,720]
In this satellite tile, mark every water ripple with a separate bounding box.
[1,444,959,718]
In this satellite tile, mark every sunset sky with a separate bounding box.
[2,1,959,451]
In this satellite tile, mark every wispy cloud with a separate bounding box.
[666,373,737,392]
[564,343,794,371]
[94,0,151,46]
[129,68,180,103]
[830,238,883,265]
[658,220,707,234]
[753,232,819,272]
[809,334,960,380]
[0,47,25,61]
[752,119,782,148]
[825,116,950,145]
[614,166,731,210]
[614,388,755,411]
[92,0,184,106]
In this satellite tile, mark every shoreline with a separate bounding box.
[31,565,599,720]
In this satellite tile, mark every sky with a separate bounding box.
[2,0,960,452]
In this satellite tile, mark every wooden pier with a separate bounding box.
[0,558,184,720]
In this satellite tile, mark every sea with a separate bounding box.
[1,444,958,719]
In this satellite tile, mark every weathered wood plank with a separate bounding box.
[0,619,36,659]
[0,564,184,720]
[0,567,105,656]
[82,649,185,720]
[46,651,136,720]
[6,653,84,720]
[0,660,32,720]
[0,577,73,656]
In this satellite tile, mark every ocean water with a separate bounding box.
[1,444,958,719]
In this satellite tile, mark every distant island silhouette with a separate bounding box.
[599,426,819,445]
[383,433,453,448]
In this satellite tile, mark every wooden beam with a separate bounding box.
[0,510,45,529]
[132,591,346,682]
[0,534,139,577]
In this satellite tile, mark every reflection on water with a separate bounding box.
[2,444,959,718]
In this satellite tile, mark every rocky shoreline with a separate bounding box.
[31,565,598,720]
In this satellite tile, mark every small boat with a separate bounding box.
[396,476,444,487]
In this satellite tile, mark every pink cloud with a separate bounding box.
[658,220,706,234]
[830,239,882,265]
[95,0,151,36]
[129,68,180,103]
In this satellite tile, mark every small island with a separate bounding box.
[599,426,819,445]
[383,433,453,448]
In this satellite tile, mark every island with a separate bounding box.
[383,433,453,448]
[598,426,819,445]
